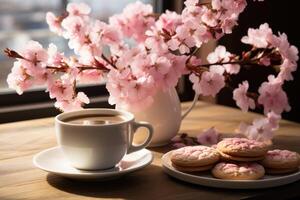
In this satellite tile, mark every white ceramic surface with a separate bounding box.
[117,88,182,147]
[55,109,153,170]
[162,150,300,189]
[33,146,153,181]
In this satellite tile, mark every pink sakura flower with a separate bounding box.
[77,70,103,84]
[184,0,199,7]
[197,127,219,145]
[188,56,202,67]
[76,92,90,104]
[159,54,187,90]
[168,35,193,54]
[46,12,63,35]
[182,0,204,19]
[267,111,281,130]
[238,112,280,142]
[278,59,297,81]
[147,54,172,87]
[90,21,121,46]
[10,41,48,84]
[167,38,181,52]
[199,70,225,97]
[145,28,169,54]
[7,61,33,94]
[77,43,102,65]
[270,33,299,63]
[259,56,271,66]
[109,1,154,42]
[189,67,225,97]
[130,52,186,91]
[182,0,247,41]
[20,40,48,62]
[61,16,87,40]
[210,64,225,75]
[47,43,64,66]
[109,42,130,57]
[167,22,196,54]
[233,81,255,112]
[15,59,46,83]
[126,76,155,103]
[47,75,75,102]
[258,75,290,114]
[115,47,144,71]
[54,92,89,112]
[221,18,237,34]
[106,68,156,111]
[161,70,178,90]
[193,24,212,46]
[7,44,49,95]
[173,143,186,149]
[212,0,222,10]
[222,0,247,15]
[171,135,183,143]
[66,2,91,16]
[207,46,230,63]
[269,33,298,81]
[201,8,218,27]
[156,10,182,34]
[224,64,240,74]
[241,23,273,48]
[207,45,240,74]
[169,54,189,76]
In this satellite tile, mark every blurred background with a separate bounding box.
[0,0,299,123]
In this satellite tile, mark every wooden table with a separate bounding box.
[1,102,300,200]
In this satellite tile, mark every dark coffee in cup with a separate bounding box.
[64,114,126,125]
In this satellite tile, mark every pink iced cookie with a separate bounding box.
[212,162,265,180]
[217,138,268,157]
[261,149,300,169]
[171,145,220,167]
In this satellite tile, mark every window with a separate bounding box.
[0,0,158,123]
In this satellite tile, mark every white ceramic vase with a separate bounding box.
[116,87,198,147]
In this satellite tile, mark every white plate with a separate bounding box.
[33,146,153,181]
[162,150,300,189]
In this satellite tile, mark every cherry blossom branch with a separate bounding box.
[78,66,108,72]
[193,47,279,69]
[186,47,201,64]
[101,54,117,69]
[4,47,110,73]
[46,66,68,72]
[198,60,257,67]
[4,48,28,61]
[46,65,107,73]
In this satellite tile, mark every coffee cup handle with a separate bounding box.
[127,121,153,154]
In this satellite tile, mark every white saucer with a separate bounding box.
[33,146,153,181]
[162,150,300,189]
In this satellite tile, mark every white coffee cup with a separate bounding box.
[55,108,153,170]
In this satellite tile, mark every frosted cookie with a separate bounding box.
[219,150,264,162]
[171,146,220,167]
[172,163,213,172]
[217,138,268,157]
[212,162,265,180]
[261,149,300,174]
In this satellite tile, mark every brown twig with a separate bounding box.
[101,54,117,69]
[4,48,25,60]
[186,47,201,64]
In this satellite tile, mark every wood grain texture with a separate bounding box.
[1,102,300,200]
